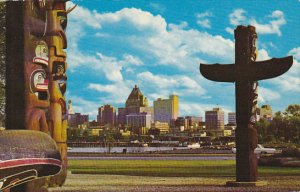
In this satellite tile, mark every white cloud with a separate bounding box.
[67,49,145,82]
[226,9,286,36]
[258,86,281,103]
[67,51,123,82]
[229,9,246,26]
[225,27,234,35]
[71,6,235,68]
[264,47,300,97]
[250,10,286,36]
[122,54,143,66]
[268,47,300,93]
[68,96,99,119]
[67,2,101,29]
[88,82,132,104]
[272,76,300,93]
[180,102,233,122]
[94,8,167,34]
[288,47,300,61]
[196,11,212,28]
[137,71,205,97]
[149,2,166,13]
[257,49,271,61]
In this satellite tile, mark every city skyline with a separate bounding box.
[65,1,300,121]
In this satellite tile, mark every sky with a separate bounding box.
[66,0,300,121]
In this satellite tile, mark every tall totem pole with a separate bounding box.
[5,0,73,191]
[200,26,293,184]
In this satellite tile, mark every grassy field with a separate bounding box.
[68,159,300,177]
[48,159,300,192]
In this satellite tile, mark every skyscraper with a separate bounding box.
[154,95,179,124]
[97,105,117,126]
[228,112,236,125]
[117,85,153,126]
[126,112,151,129]
[205,108,224,130]
[125,85,149,114]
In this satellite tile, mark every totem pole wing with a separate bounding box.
[0,130,62,191]
[250,56,293,81]
[200,63,236,82]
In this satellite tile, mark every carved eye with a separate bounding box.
[57,12,67,30]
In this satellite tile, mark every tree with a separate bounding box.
[285,104,300,117]
[256,105,300,144]
[267,105,300,144]
[256,118,270,143]
[0,3,5,126]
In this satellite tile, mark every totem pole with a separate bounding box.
[200,25,293,184]
[4,1,74,191]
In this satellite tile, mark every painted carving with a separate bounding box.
[200,25,293,182]
[33,41,49,66]
[4,0,72,191]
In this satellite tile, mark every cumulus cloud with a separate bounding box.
[258,86,281,103]
[137,71,205,97]
[68,95,100,119]
[69,4,289,118]
[196,11,212,28]
[68,50,143,82]
[250,10,286,36]
[149,2,166,13]
[69,5,235,70]
[289,47,300,61]
[88,82,132,104]
[180,101,233,121]
[229,9,246,26]
[257,49,271,61]
[266,47,300,93]
[226,9,286,36]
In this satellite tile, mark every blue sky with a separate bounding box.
[66,0,300,121]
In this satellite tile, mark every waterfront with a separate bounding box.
[68,146,189,153]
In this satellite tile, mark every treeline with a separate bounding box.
[257,104,300,144]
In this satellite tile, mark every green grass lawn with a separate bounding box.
[68,159,300,177]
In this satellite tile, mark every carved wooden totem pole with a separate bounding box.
[200,25,293,183]
[4,1,73,191]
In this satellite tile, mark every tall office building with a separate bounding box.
[228,112,236,125]
[126,112,151,129]
[117,85,153,126]
[97,105,116,126]
[126,85,149,113]
[117,107,127,126]
[186,116,203,128]
[68,113,89,128]
[154,95,179,124]
[205,108,224,130]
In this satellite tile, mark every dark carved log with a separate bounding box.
[199,25,293,182]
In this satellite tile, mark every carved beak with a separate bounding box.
[66,4,77,14]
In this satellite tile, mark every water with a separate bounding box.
[68,147,188,153]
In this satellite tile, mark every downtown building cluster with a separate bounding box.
[67,85,273,140]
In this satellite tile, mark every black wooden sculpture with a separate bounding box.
[200,25,293,183]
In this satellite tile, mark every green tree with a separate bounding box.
[268,105,300,144]
[285,104,300,117]
[256,118,270,143]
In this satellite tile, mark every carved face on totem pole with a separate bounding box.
[24,2,51,132]
[24,0,72,189]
